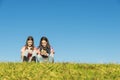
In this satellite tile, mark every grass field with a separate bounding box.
[0,62,120,80]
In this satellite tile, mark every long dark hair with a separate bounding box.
[38,36,51,49]
[25,36,34,50]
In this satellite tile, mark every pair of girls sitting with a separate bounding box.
[21,36,55,63]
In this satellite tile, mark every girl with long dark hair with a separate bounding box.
[21,36,37,62]
[37,36,55,63]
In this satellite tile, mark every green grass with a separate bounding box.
[0,62,120,80]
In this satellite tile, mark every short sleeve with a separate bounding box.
[21,46,26,53]
[51,47,55,54]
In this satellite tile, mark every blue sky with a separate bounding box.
[0,0,120,63]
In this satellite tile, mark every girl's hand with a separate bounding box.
[44,53,49,56]
[40,52,44,55]
[41,52,49,56]
[41,49,47,55]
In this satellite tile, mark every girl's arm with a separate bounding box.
[50,47,55,57]
[36,48,41,55]
[51,47,55,54]
[21,46,26,61]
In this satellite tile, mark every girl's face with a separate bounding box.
[42,40,47,47]
[27,40,33,47]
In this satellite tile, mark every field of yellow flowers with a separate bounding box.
[0,62,120,80]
